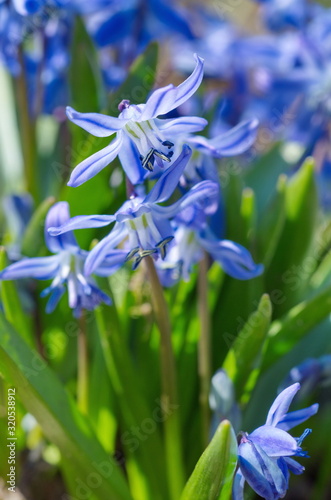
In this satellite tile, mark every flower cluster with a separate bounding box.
[0,56,263,314]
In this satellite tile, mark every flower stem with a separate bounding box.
[16,48,38,202]
[77,314,89,414]
[144,256,185,500]
[198,253,212,448]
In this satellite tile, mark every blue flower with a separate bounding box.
[48,146,219,274]
[0,202,126,316]
[65,54,205,186]
[233,383,319,500]
[157,201,263,283]
[209,369,241,436]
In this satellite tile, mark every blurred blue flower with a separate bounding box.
[233,383,319,500]
[209,369,241,436]
[65,54,205,186]
[48,146,219,274]
[0,202,125,316]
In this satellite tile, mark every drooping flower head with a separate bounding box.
[233,383,319,500]
[0,202,126,316]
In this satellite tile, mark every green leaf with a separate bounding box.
[180,420,237,500]
[0,314,133,500]
[266,157,318,315]
[21,197,55,257]
[257,174,286,267]
[0,248,34,347]
[244,142,290,216]
[223,294,272,398]
[108,42,159,114]
[261,284,331,369]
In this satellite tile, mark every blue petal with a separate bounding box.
[190,119,259,157]
[118,132,147,185]
[45,285,66,314]
[94,249,128,277]
[0,256,60,281]
[199,238,264,280]
[140,54,204,120]
[91,8,136,47]
[48,214,115,237]
[153,180,219,219]
[277,404,319,431]
[238,440,287,500]
[85,223,127,276]
[232,469,245,500]
[158,116,208,135]
[144,145,192,204]
[265,383,301,427]
[66,106,127,137]
[249,425,298,457]
[12,0,43,15]
[45,202,78,253]
[68,134,123,187]
[149,0,194,39]
[283,457,305,475]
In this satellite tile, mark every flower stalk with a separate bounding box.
[198,252,212,448]
[144,255,185,500]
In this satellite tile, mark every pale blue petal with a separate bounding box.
[45,285,66,314]
[118,132,147,185]
[232,470,245,500]
[277,404,319,431]
[239,440,287,500]
[66,106,127,137]
[265,383,301,427]
[45,201,78,253]
[48,214,115,237]
[157,116,208,135]
[12,0,42,15]
[68,134,123,187]
[94,250,128,277]
[140,54,204,120]
[144,145,192,204]
[284,457,305,475]
[200,238,264,280]
[250,425,298,457]
[0,256,60,281]
[85,223,127,276]
[209,119,259,156]
[153,180,219,219]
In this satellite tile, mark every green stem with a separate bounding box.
[77,315,89,414]
[144,256,185,500]
[198,253,211,448]
[16,48,38,202]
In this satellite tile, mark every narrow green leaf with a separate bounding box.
[223,294,272,398]
[21,197,55,257]
[0,248,34,347]
[257,174,286,267]
[180,420,237,500]
[262,285,331,369]
[0,314,133,500]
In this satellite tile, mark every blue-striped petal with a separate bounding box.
[265,383,301,427]
[157,116,208,135]
[144,145,192,204]
[94,249,128,277]
[45,202,78,253]
[200,238,264,280]
[249,425,298,457]
[238,440,287,500]
[232,469,245,500]
[277,404,319,431]
[0,256,60,281]
[85,223,127,276]
[66,106,127,137]
[140,54,204,120]
[48,214,115,237]
[118,132,147,185]
[68,134,123,187]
